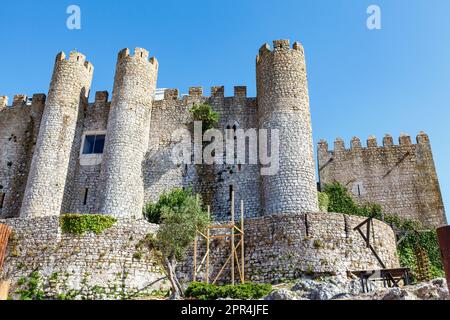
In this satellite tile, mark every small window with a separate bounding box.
[82,188,89,206]
[0,192,5,209]
[83,134,105,155]
[351,181,365,197]
[229,185,234,201]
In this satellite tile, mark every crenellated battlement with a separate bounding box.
[234,86,247,98]
[0,94,46,109]
[318,132,431,154]
[189,87,203,97]
[156,86,252,102]
[257,39,304,63]
[55,51,94,74]
[211,86,225,98]
[117,47,158,67]
[318,131,445,228]
[12,94,27,107]
[164,89,179,100]
[94,91,109,103]
[0,96,8,108]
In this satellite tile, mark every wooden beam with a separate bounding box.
[206,205,211,284]
[231,190,235,286]
[241,200,245,283]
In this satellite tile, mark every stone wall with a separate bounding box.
[1,212,398,299]
[145,87,261,220]
[68,92,110,214]
[318,133,447,228]
[179,212,399,284]
[0,95,45,218]
[0,217,167,300]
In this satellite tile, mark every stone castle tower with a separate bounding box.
[257,40,318,215]
[20,52,93,218]
[99,48,158,218]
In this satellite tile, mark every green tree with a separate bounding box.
[144,188,195,224]
[189,104,220,132]
[144,189,210,299]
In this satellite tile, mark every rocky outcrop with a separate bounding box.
[264,276,449,301]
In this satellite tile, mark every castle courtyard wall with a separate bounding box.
[1,212,399,299]
[0,217,167,299]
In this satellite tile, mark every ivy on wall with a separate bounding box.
[60,214,117,235]
[322,182,444,281]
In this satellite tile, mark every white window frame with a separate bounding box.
[80,130,107,166]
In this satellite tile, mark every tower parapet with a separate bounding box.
[99,48,158,218]
[256,40,318,215]
[12,95,27,107]
[20,51,93,218]
[0,96,8,109]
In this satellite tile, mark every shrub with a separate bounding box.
[185,282,273,300]
[318,192,329,212]
[60,214,117,235]
[143,188,195,224]
[189,104,220,132]
[323,182,360,215]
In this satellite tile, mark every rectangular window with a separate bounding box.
[82,134,106,155]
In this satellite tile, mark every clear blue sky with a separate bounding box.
[0,0,449,222]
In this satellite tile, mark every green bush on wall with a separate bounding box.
[318,192,329,212]
[322,182,444,281]
[143,188,196,224]
[60,214,117,235]
[185,282,273,300]
[189,104,220,132]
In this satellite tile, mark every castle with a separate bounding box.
[0,40,446,298]
[0,40,320,222]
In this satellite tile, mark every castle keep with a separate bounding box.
[0,39,444,298]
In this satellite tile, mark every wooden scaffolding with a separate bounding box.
[193,191,245,285]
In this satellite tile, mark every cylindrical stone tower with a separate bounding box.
[20,52,94,218]
[99,48,158,218]
[256,39,318,215]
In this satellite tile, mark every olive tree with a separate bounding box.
[144,189,210,299]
